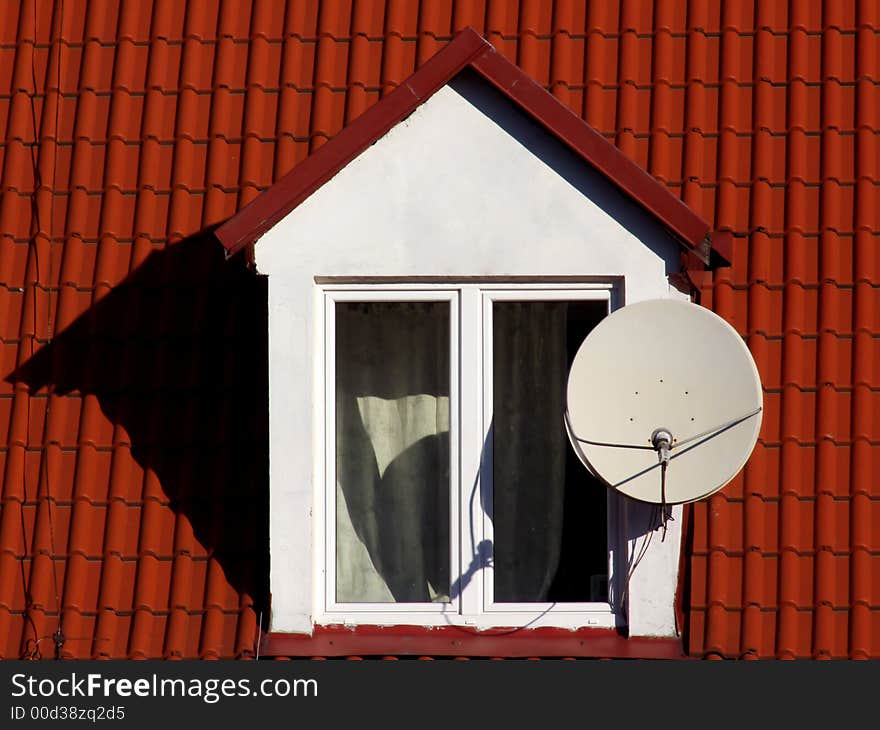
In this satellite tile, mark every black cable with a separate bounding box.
[660,460,670,542]
[571,436,655,450]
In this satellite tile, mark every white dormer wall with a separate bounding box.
[256,72,689,637]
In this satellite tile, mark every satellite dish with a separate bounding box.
[565,299,762,507]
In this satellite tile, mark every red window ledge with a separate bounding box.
[260,626,686,659]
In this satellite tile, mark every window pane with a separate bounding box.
[492,300,608,603]
[335,301,450,603]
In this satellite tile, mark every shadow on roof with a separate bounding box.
[7,229,269,655]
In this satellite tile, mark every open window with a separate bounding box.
[319,284,622,629]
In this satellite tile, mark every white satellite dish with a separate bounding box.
[565,299,762,506]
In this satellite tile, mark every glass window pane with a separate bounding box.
[492,300,608,603]
[335,301,450,603]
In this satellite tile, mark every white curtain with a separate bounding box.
[335,302,450,603]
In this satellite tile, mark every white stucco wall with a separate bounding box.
[257,72,688,636]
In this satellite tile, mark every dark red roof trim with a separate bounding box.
[215,28,726,266]
[261,625,686,659]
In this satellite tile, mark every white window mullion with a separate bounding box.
[457,285,483,618]
[447,290,461,616]
[480,291,497,610]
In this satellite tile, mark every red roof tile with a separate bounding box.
[1,0,879,659]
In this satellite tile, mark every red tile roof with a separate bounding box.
[1,0,878,659]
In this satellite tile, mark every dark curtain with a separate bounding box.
[492,302,568,602]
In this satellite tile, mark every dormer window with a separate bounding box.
[215,29,726,652]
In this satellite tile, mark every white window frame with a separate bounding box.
[316,281,624,630]
[322,288,460,618]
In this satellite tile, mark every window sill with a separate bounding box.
[259,625,685,659]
